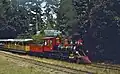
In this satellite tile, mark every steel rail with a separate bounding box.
[90,63,120,71]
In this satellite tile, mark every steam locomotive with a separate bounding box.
[0,31,91,64]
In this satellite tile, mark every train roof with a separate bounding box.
[42,37,55,39]
[0,39,33,42]
[0,37,57,42]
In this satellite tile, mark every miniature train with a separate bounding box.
[0,36,91,64]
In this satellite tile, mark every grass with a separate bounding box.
[0,55,50,74]
[0,51,120,74]
[33,57,120,74]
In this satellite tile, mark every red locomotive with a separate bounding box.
[0,31,91,64]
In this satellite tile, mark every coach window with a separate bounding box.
[56,38,60,44]
[49,40,52,46]
[64,39,68,45]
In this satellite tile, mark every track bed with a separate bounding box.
[0,50,120,74]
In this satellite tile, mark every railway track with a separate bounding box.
[0,51,95,74]
[90,63,120,71]
[1,50,120,74]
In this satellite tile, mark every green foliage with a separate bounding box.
[0,0,61,38]
[0,0,10,17]
[32,32,45,43]
[71,0,120,59]
[114,16,120,21]
[43,0,60,28]
[57,0,76,36]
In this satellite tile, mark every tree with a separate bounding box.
[57,0,76,36]
[72,0,120,62]
[42,0,60,30]
[0,0,18,38]
[32,32,45,43]
[23,0,44,35]
[6,0,44,38]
